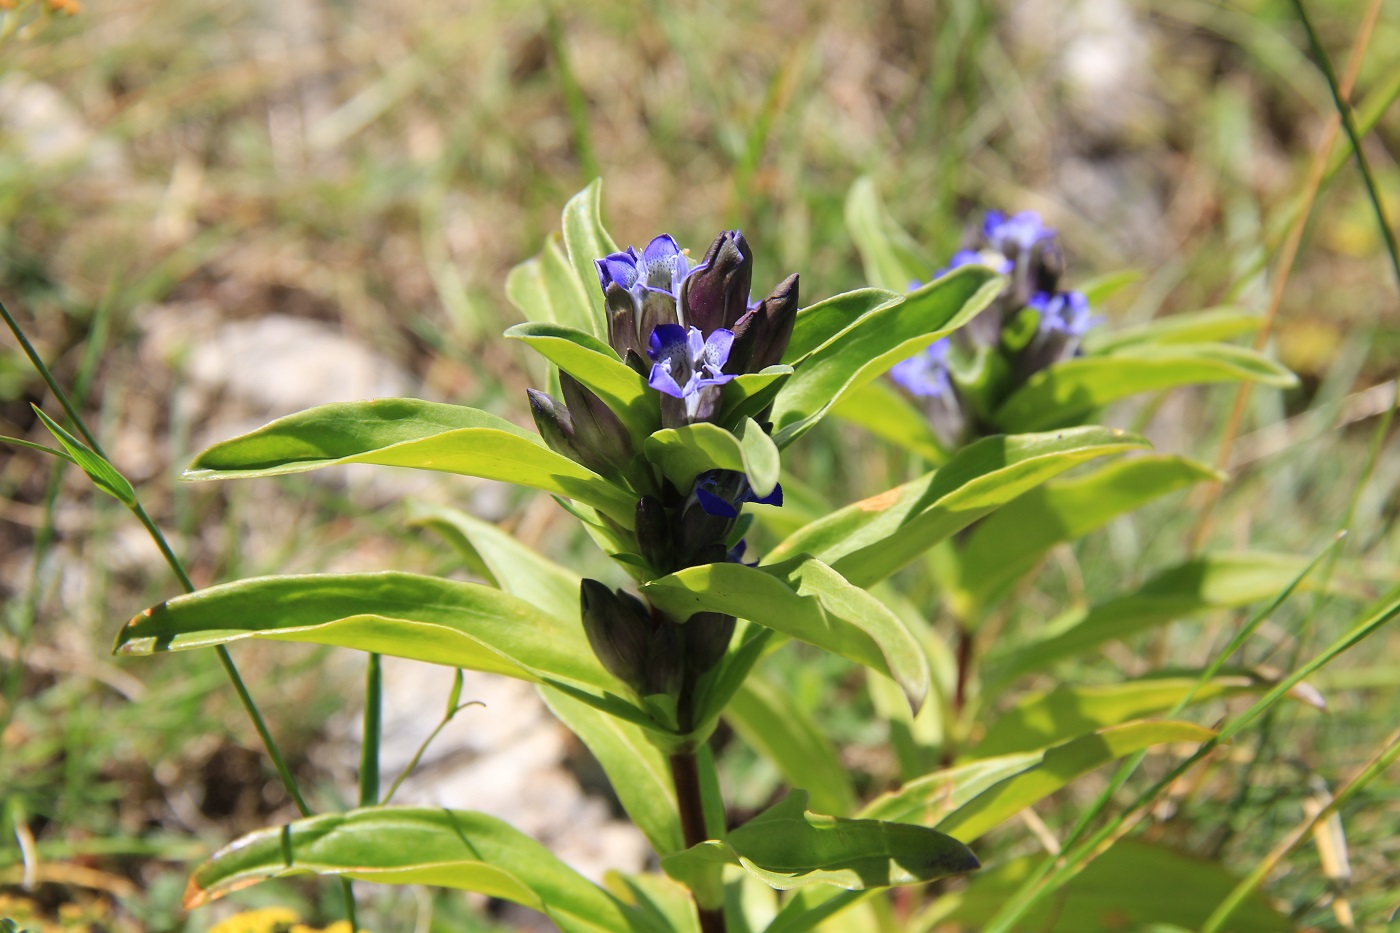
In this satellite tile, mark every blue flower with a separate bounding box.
[890,337,953,398]
[647,323,736,417]
[982,210,1056,254]
[595,234,697,303]
[1029,290,1095,342]
[693,470,783,519]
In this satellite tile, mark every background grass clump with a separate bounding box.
[2,0,1399,931]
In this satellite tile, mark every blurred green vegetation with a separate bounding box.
[1,0,1398,930]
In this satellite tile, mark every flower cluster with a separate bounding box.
[892,210,1097,446]
[529,231,798,715]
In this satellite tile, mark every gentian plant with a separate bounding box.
[77,180,1326,933]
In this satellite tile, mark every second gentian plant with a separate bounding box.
[110,181,1209,932]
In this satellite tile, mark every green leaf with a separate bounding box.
[181,399,636,528]
[948,455,1223,614]
[662,791,977,893]
[862,720,1215,842]
[783,288,902,364]
[844,177,933,292]
[506,321,658,440]
[972,675,1275,759]
[0,433,77,464]
[560,178,618,341]
[541,686,684,857]
[829,380,949,464]
[644,557,929,711]
[1084,306,1260,354]
[934,840,1289,933]
[771,268,1002,446]
[605,871,700,933]
[718,365,793,427]
[985,552,1362,687]
[32,407,136,505]
[1075,268,1142,304]
[726,674,857,816]
[183,806,657,933]
[767,427,1149,588]
[992,344,1297,433]
[406,502,580,623]
[505,234,600,340]
[115,572,624,701]
[644,419,780,499]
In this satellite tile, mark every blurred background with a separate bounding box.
[1,0,1398,930]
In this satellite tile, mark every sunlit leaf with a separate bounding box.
[771,268,1001,446]
[863,720,1215,842]
[1084,306,1260,354]
[767,427,1148,588]
[644,418,780,499]
[32,407,136,506]
[184,806,659,933]
[829,380,949,464]
[993,344,1297,433]
[560,178,618,341]
[662,791,977,893]
[643,557,929,711]
[182,398,636,528]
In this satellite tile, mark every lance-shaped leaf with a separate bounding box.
[771,268,1002,446]
[783,289,902,365]
[718,364,793,426]
[644,557,929,711]
[934,840,1290,933]
[830,380,949,464]
[182,398,636,528]
[984,551,1369,688]
[948,455,1223,614]
[32,407,136,506]
[862,720,1215,842]
[1083,306,1260,354]
[993,343,1297,433]
[115,572,625,701]
[506,233,599,341]
[183,806,656,933]
[605,871,700,933]
[767,427,1148,589]
[644,418,780,499]
[727,675,858,816]
[506,322,658,440]
[663,791,977,893]
[560,178,618,341]
[844,176,934,292]
[971,673,1304,759]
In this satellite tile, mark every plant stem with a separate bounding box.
[670,750,725,933]
[359,653,382,807]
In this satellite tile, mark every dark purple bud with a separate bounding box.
[644,622,684,697]
[635,496,674,575]
[638,289,680,358]
[605,282,643,360]
[731,273,799,373]
[527,389,581,460]
[681,230,753,334]
[560,373,634,474]
[580,579,651,690]
[684,611,736,675]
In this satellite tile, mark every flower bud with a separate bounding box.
[644,621,684,697]
[605,282,644,360]
[560,373,634,474]
[527,389,582,461]
[681,230,754,334]
[635,496,674,575]
[731,273,799,373]
[580,579,651,690]
[684,611,736,676]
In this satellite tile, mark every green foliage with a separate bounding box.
[184,807,659,933]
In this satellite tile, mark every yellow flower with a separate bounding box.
[208,907,300,933]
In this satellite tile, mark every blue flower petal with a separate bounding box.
[695,484,740,519]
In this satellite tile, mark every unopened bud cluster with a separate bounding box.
[529,231,797,729]
[891,211,1097,447]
